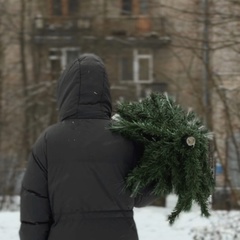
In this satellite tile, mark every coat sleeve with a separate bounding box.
[19,133,52,240]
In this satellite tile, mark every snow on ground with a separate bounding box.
[0,211,19,240]
[134,194,212,240]
[0,195,240,240]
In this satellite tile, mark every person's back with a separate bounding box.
[45,118,139,240]
[20,54,156,240]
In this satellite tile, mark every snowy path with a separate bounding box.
[0,208,201,240]
[1,195,239,240]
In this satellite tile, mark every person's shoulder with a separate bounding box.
[42,122,66,140]
[45,122,62,133]
[33,123,62,143]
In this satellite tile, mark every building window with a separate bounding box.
[120,49,153,83]
[49,48,80,78]
[64,48,80,68]
[120,56,133,81]
[49,49,61,80]
[50,0,79,16]
[139,0,149,14]
[139,58,150,80]
[52,0,62,16]
[50,59,61,80]
[68,0,78,15]
[134,49,153,83]
[121,0,149,15]
[121,0,133,15]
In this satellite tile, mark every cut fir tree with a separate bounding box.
[110,93,215,225]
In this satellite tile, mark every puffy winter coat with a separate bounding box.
[20,54,157,240]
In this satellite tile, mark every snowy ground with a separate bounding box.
[1,195,240,240]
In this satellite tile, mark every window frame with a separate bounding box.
[119,49,153,83]
[61,47,80,69]
[51,0,63,16]
[49,47,80,70]
[120,0,150,16]
[133,49,153,83]
[119,55,134,82]
[139,0,149,15]
[49,0,78,16]
[121,0,133,15]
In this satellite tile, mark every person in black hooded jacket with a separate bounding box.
[19,53,158,240]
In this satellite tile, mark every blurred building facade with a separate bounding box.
[0,0,240,209]
[32,0,171,105]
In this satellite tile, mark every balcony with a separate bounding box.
[104,16,166,37]
[33,16,167,45]
[33,17,93,44]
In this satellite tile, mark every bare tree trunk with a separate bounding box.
[156,1,240,207]
[19,0,30,161]
[202,0,212,129]
[0,2,4,153]
[0,0,32,206]
[0,36,3,152]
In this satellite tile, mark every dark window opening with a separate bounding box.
[139,58,150,80]
[49,49,61,58]
[66,50,80,66]
[139,0,149,14]
[120,57,133,81]
[52,0,62,16]
[68,0,78,15]
[50,59,61,80]
[122,0,132,15]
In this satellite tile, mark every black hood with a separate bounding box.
[57,54,112,121]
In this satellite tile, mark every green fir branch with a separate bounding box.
[110,93,215,225]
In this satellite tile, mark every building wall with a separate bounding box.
[211,0,240,188]
[2,0,240,196]
[0,0,34,194]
